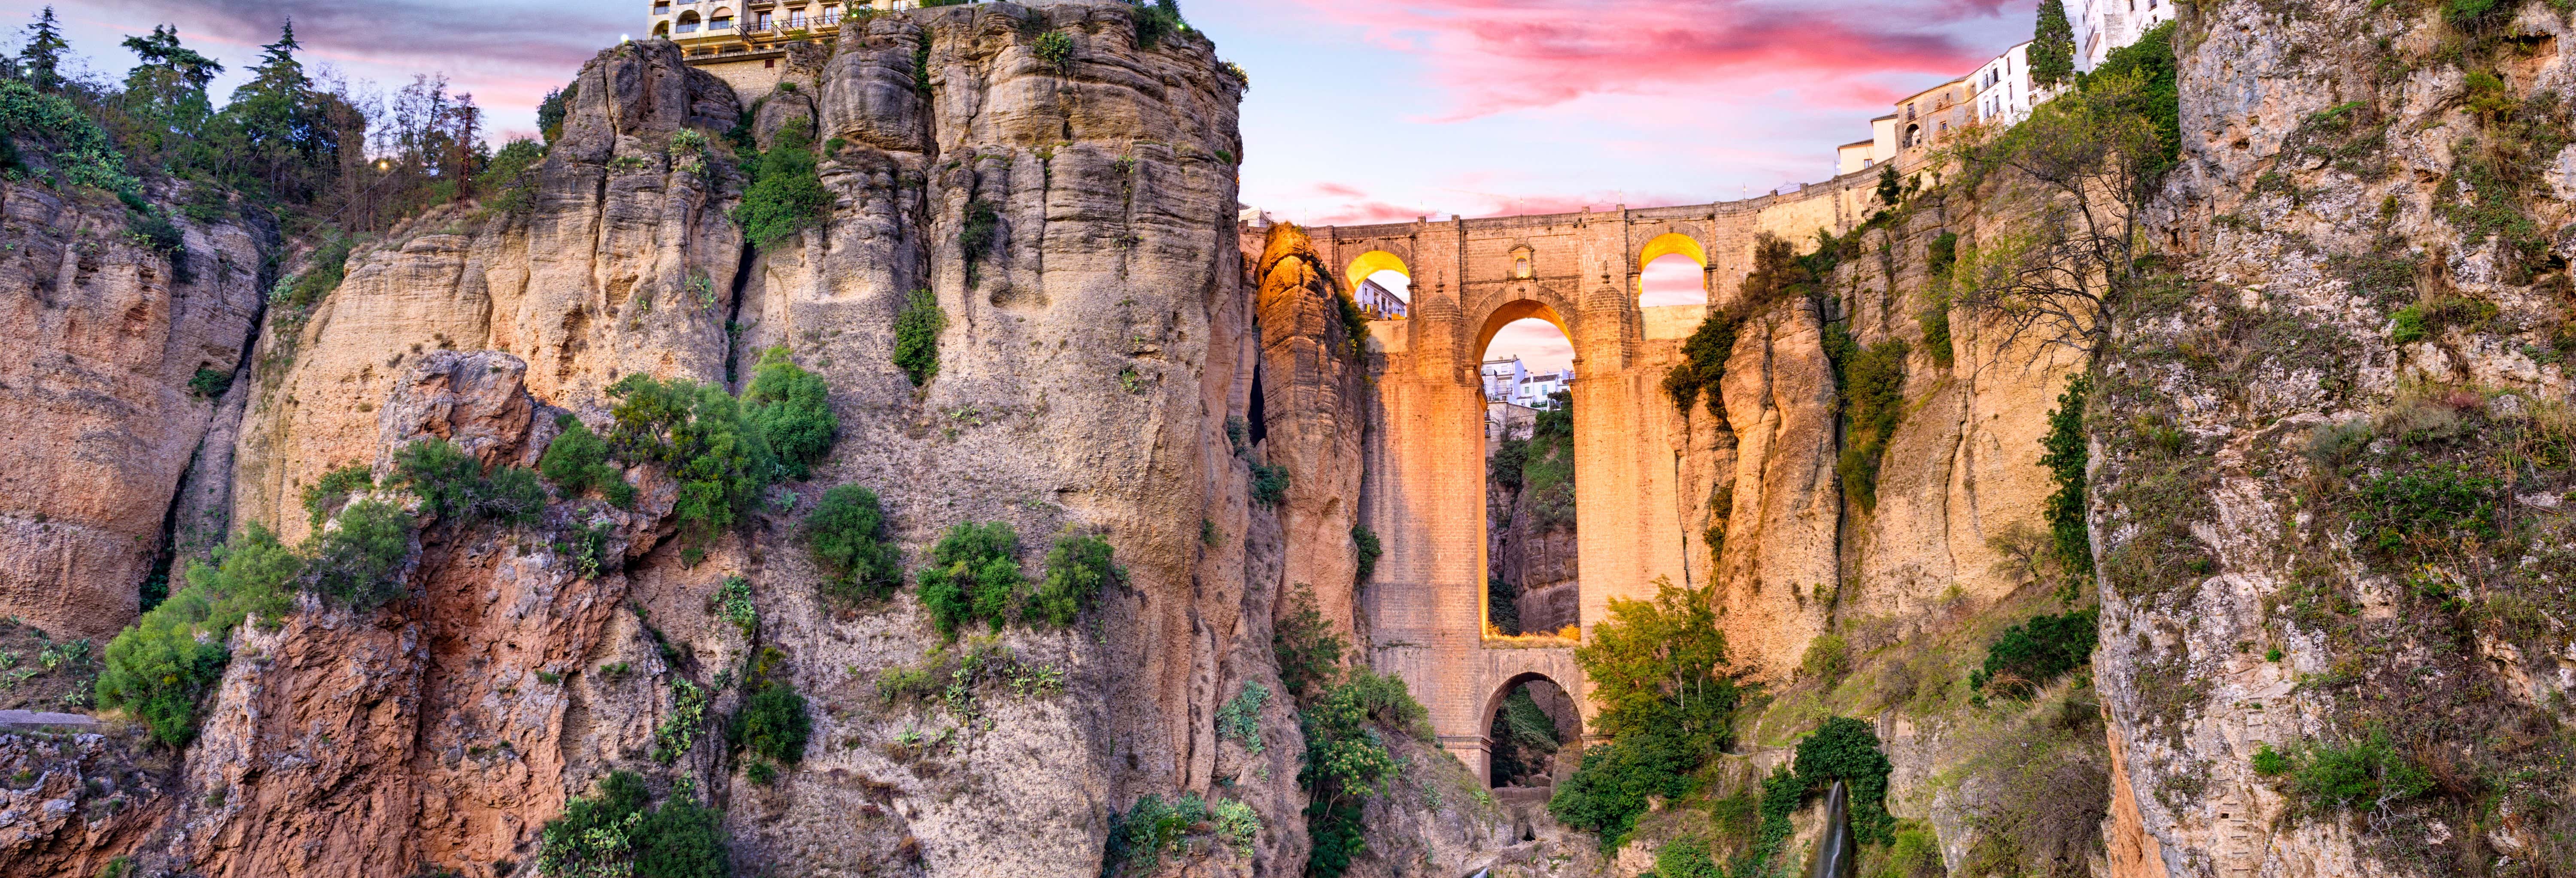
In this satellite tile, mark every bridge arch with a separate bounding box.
[1479,670,1586,788]
[1472,298,1574,365]
[1346,250,1412,295]
[1638,231,1711,308]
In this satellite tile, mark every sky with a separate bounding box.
[0,0,2038,371]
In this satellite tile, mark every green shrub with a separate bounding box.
[734,118,829,251]
[1878,825,1946,878]
[1132,0,1187,49]
[1249,462,1289,508]
[742,347,837,478]
[2039,376,2093,577]
[1832,334,1908,512]
[2391,305,2428,344]
[1552,577,1744,849]
[1917,290,1954,369]
[187,365,233,399]
[1345,667,1433,741]
[1217,681,1270,753]
[606,373,780,541]
[893,288,945,386]
[1106,792,1212,875]
[538,770,733,878]
[1969,608,2099,699]
[2358,463,2500,559]
[476,137,545,215]
[1801,632,1850,682]
[279,236,355,310]
[1794,717,1896,844]
[2081,21,2179,172]
[1213,798,1258,856]
[1548,703,1710,848]
[1300,679,1398,878]
[917,521,1022,638]
[1033,531,1121,626]
[744,761,777,785]
[959,197,1001,281]
[1033,30,1075,70]
[1350,525,1381,586]
[1926,231,1959,276]
[2289,730,2433,812]
[96,525,300,745]
[540,414,636,507]
[2251,742,2292,776]
[731,684,810,765]
[304,499,415,610]
[805,485,901,601]
[716,575,757,637]
[1652,836,1722,878]
[393,437,546,526]
[1272,582,1346,700]
[302,463,375,529]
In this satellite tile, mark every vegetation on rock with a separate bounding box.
[742,346,838,480]
[1551,577,1741,848]
[96,525,298,745]
[893,288,946,386]
[540,414,637,507]
[1033,531,1121,626]
[917,521,1023,638]
[393,437,546,526]
[734,117,829,251]
[804,485,902,602]
[538,770,732,878]
[605,373,781,541]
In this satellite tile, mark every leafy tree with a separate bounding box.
[1835,338,1910,511]
[2085,21,2179,172]
[536,84,574,143]
[1572,576,1737,741]
[475,137,545,215]
[16,7,67,94]
[1548,698,1713,848]
[2039,376,2092,574]
[116,25,223,170]
[805,485,901,601]
[916,521,1022,638]
[1299,678,1398,878]
[95,525,300,745]
[1033,531,1121,626]
[1876,163,1902,207]
[2030,0,2075,88]
[742,346,837,479]
[1792,717,1896,844]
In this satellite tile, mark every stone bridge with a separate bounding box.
[1321,170,1884,781]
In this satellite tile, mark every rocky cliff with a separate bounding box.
[0,180,271,643]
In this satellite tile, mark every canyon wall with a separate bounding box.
[0,181,270,642]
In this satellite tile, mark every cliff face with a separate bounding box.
[141,6,1323,878]
[2094,0,2576,872]
[0,181,270,641]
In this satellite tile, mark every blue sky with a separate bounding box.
[3,0,2038,369]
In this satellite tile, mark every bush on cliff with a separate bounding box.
[917,521,1023,638]
[742,346,838,480]
[539,414,637,507]
[894,288,946,386]
[606,373,781,541]
[393,437,547,526]
[805,485,902,602]
[734,117,829,251]
[96,524,301,746]
[1033,531,1121,626]
[1970,608,2099,700]
[1832,337,1909,512]
[538,770,732,878]
[301,462,375,528]
[730,682,811,766]
[303,498,416,610]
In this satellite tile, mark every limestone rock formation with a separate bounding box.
[0,181,270,641]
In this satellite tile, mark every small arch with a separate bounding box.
[1474,300,1571,365]
[677,9,703,33]
[1345,250,1410,295]
[653,21,672,37]
[1637,233,1709,308]
[1510,245,1534,280]
[1482,672,1584,789]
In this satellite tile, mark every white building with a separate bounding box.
[1480,357,1571,410]
[1836,114,1899,176]
[2075,0,2177,72]
[1970,41,2039,127]
[1355,277,1407,320]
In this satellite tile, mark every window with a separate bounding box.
[654,1,671,13]
[677,10,702,32]
[788,9,806,28]
[754,11,772,31]
[709,15,731,30]
[822,6,840,24]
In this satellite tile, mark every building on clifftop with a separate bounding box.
[648,0,848,103]
[2075,0,2176,71]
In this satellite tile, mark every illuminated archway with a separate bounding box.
[1637,233,1709,308]
[1346,251,1410,295]
[1481,671,1583,788]
[1476,300,1577,644]
[653,21,672,37]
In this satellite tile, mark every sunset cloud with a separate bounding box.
[1293,0,2010,118]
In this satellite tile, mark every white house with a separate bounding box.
[1970,41,2039,127]
[2075,0,2177,72]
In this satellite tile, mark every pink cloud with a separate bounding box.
[1296,0,2008,118]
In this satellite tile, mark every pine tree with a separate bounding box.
[223,20,339,201]
[1876,164,1902,207]
[2031,0,2077,88]
[18,7,69,93]
[121,26,225,170]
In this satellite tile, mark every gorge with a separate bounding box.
[3,1,2575,877]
